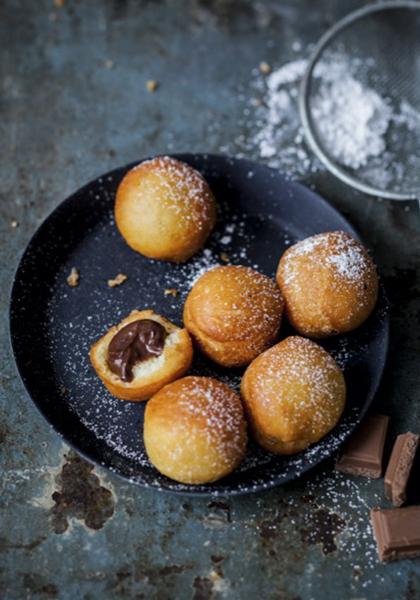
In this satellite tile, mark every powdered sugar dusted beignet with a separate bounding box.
[276,231,378,338]
[241,336,346,455]
[184,265,284,367]
[144,376,247,484]
[115,156,217,262]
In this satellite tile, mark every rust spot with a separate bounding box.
[192,575,214,600]
[207,500,230,518]
[300,508,346,554]
[203,500,231,528]
[193,0,256,29]
[300,493,316,504]
[0,423,9,444]
[405,572,418,600]
[22,573,58,597]
[0,536,47,552]
[135,562,193,583]
[271,596,302,600]
[210,555,225,577]
[182,501,193,514]
[50,451,114,534]
[259,518,280,540]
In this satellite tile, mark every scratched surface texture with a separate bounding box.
[1,1,420,599]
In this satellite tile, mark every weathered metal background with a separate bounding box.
[1,1,419,598]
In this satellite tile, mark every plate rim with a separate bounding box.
[8,153,390,497]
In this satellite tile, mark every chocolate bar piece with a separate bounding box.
[371,506,420,561]
[335,414,389,478]
[385,433,419,506]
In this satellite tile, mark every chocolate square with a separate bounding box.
[336,414,389,478]
[371,506,420,562]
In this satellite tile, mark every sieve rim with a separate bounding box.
[299,0,420,201]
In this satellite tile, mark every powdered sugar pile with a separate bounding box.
[312,73,392,169]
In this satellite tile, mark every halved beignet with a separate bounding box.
[89,310,193,401]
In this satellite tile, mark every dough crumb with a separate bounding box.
[259,61,271,75]
[220,252,230,263]
[67,267,79,287]
[146,80,159,92]
[108,273,127,288]
[164,288,179,297]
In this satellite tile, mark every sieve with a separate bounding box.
[299,1,420,202]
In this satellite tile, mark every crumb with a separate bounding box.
[108,273,127,288]
[11,219,19,228]
[164,288,178,297]
[53,0,64,7]
[66,267,79,287]
[220,252,230,263]
[210,570,223,582]
[259,61,271,74]
[252,97,263,107]
[146,80,158,92]
[104,59,114,70]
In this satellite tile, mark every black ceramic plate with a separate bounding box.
[10,154,388,496]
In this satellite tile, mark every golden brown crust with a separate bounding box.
[240,336,346,454]
[115,156,217,262]
[276,231,378,338]
[184,265,284,367]
[144,376,248,484]
[89,310,193,401]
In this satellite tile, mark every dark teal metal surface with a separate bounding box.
[1,1,419,598]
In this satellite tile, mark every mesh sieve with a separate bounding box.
[299,1,420,201]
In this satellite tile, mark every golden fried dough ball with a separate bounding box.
[241,336,346,454]
[276,231,378,337]
[184,265,284,367]
[115,156,216,262]
[144,376,247,484]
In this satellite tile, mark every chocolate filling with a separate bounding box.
[107,319,167,382]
